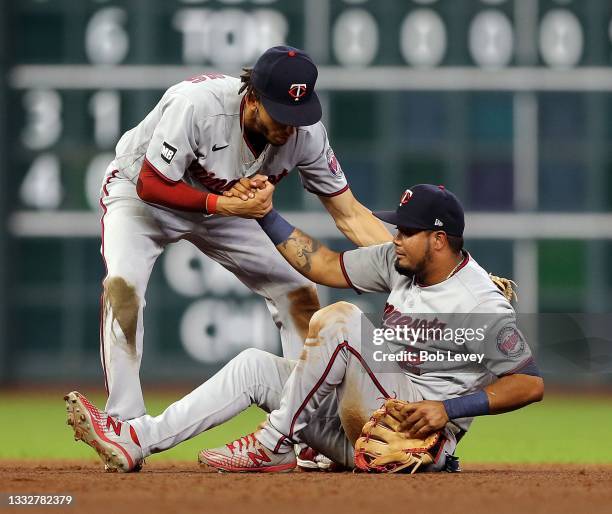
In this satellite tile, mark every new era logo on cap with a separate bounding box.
[434,218,444,226]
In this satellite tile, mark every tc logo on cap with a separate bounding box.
[400,189,413,205]
[288,83,307,101]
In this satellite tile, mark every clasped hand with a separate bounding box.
[215,174,274,218]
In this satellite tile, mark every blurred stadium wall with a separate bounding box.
[1,0,611,387]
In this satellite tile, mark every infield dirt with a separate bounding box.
[1,461,611,514]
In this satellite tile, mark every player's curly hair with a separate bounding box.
[239,68,260,100]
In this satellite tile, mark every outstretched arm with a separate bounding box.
[257,210,350,289]
[319,189,392,246]
[277,228,349,288]
[225,178,391,246]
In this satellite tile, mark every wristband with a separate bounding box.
[443,390,490,419]
[257,209,295,245]
[205,193,219,214]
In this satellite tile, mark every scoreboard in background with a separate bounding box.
[3,0,612,385]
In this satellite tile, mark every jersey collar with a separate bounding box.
[414,250,470,289]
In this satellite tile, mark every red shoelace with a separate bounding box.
[225,432,257,453]
[79,394,122,436]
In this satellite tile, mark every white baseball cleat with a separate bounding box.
[198,432,296,473]
[64,391,143,473]
[296,447,334,471]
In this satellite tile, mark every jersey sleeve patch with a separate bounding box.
[496,326,526,358]
[297,123,349,196]
[326,147,343,177]
[161,141,178,164]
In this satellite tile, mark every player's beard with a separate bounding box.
[394,239,432,281]
[251,111,285,147]
[245,120,269,151]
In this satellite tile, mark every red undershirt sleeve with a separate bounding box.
[136,159,218,213]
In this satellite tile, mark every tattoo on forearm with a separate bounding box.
[279,229,322,273]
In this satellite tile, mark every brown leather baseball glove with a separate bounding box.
[354,398,443,473]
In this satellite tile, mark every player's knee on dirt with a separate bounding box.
[103,276,140,356]
[307,301,361,342]
[287,285,320,340]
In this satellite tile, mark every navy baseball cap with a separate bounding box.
[251,46,322,127]
[374,184,465,237]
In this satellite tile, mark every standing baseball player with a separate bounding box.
[66,184,543,473]
[98,45,391,428]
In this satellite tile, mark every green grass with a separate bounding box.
[459,396,612,463]
[1,392,611,464]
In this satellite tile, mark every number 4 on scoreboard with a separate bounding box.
[19,154,63,210]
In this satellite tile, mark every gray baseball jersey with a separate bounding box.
[111,73,348,197]
[341,242,535,431]
[101,73,348,420]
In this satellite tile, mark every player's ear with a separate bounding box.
[245,90,259,108]
[433,231,447,250]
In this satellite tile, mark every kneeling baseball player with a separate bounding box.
[65,183,544,473]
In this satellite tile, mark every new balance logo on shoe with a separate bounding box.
[198,431,296,473]
[106,416,122,436]
[64,391,143,473]
[247,449,272,466]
